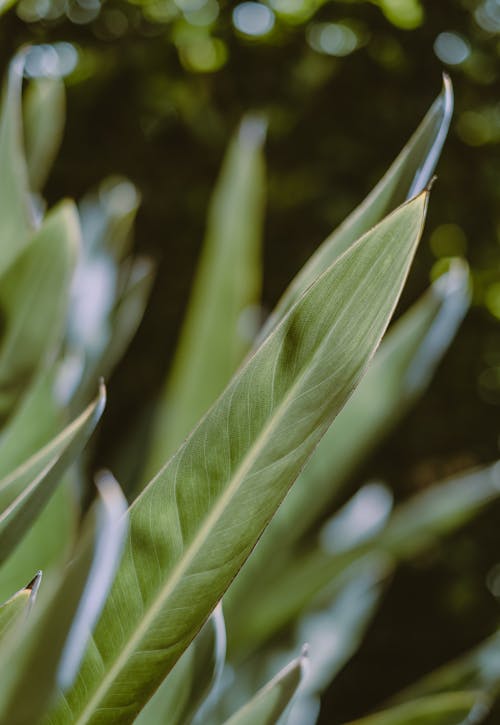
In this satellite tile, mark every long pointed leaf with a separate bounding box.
[224,650,307,725]
[346,692,488,725]
[0,200,80,424]
[227,262,469,617]
[231,462,500,653]
[24,76,66,192]
[53,191,429,723]
[257,76,452,343]
[0,383,105,564]
[0,476,127,724]
[0,52,36,275]
[0,571,41,640]
[143,115,266,479]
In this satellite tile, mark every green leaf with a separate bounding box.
[227,263,469,619]
[0,383,105,565]
[393,632,500,703]
[0,475,127,725]
[232,462,500,653]
[0,374,77,603]
[23,76,66,192]
[0,0,17,16]
[55,191,429,723]
[0,200,80,424]
[257,76,452,343]
[0,52,36,275]
[0,571,41,641]
[345,692,487,725]
[135,603,226,725]
[223,649,307,725]
[143,115,266,479]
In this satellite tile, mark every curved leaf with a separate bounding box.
[0,476,127,725]
[257,76,452,343]
[0,52,36,275]
[0,383,105,564]
[227,262,469,619]
[53,191,429,723]
[0,200,80,425]
[0,571,41,641]
[223,650,307,725]
[143,115,266,480]
[24,76,66,192]
[346,692,488,725]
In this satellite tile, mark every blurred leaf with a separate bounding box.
[258,76,452,343]
[143,115,266,480]
[0,475,127,725]
[0,383,105,564]
[54,192,429,722]
[394,632,500,702]
[136,603,226,725]
[71,257,154,412]
[0,0,17,16]
[0,571,40,641]
[227,262,469,621]
[346,691,487,725]
[23,77,66,193]
[232,462,500,654]
[0,201,80,424]
[0,52,36,276]
[223,650,307,725]
[0,374,77,603]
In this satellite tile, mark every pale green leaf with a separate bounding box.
[393,632,500,703]
[223,650,307,725]
[24,76,66,192]
[143,115,266,479]
[258,76,452,343]
[0,374,78,603]
[0,200,80,424]
[135,603,226,725]
[0,476,127,725]
[227,262,469,619]
[53,191,429,723]
[0,571,41,641]
[0,52,36,275]
[0,383,105,564]
[346,692,488,725]
[232,462,500,653]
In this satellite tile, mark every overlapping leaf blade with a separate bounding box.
[0,200,80,424]
[51,191,429,723]
[0,475,127,725]
[227,262,469,619]
[143,115,266,479]
[0,383,105,564]
[223,651,307,725]
[258,76,452,343]
[345,692,487,725]
[0,52,35,275]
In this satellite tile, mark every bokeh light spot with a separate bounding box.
[434,31,471,65]
[233,2,275,37]
[307,22,358,57]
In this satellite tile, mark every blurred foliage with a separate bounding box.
[0,0,499,722]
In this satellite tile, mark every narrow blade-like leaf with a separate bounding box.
[0,52,36,275]
[143,115,266,479]
[232,462,500,653]
[54,191,429,723]
[0,571,41,640]
[135,603,226,725]
[24,76,66,192]
[0,383,105,563]
[227,262,469,617]
[224,650,307,725]
[345,692,487,725]
[0,200,80,424]
[257,76,452,343]
[0,476,127,725]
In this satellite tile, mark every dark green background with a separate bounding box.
[1,0,500,720]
